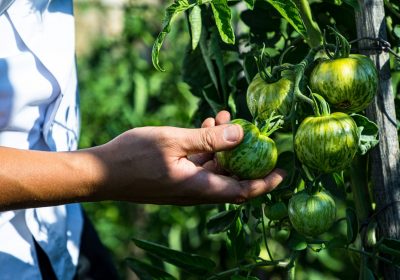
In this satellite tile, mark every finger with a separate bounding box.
[174,168,285,205]
[188,153,213,166]
[215,110,231,125]
[236,169,286,203]
[201,117,215,128]
[178,124,243,155]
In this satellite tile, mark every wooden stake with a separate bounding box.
[355,0,400,279]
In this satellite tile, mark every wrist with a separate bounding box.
[64,148,109,202]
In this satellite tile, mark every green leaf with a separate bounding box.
[265,0,307,38]
[126,258,176,280]
[319,173,346,199]
[376,238,400,264]
[339,0,360,10]
[131,238,216,275]
[346,208,358,244]
[152,0,195,71]
[326,236,348,249]
[394,25,400,39]
[189,6,202,50]
[351,114,379,155]
[210,0,235,44]
[206,209,240,234]
[288,232,308,251]
[360,266,375,280]
[244,0,256,10]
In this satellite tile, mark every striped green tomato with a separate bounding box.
[288,190,336,236]
[294,112,359,173]
[310,54,378,113]
[246,72,294,120]
[216,119,277,179]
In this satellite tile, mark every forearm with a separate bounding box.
[0,147,103,211]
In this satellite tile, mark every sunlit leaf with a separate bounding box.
[210,0,235,44]
[189,6,202,50]
[351,114,379,155]
[265,0,307,38]
[152,0,195,71]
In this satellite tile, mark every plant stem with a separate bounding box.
[346,247,400,270]
[261,206,274,261]
[294,0,323,48]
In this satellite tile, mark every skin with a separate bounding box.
[0,111,286,211]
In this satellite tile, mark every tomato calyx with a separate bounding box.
[310,93,330,117]
[323,26,351,60]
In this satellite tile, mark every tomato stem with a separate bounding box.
[261,206,274,261]
[293,0,323,48]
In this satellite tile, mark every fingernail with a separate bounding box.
[224,125,241,142]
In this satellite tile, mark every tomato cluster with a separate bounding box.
[216,50,378,237]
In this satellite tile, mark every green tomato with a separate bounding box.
[310,54,378,113]
[265,202,288,221]
[216,119,278,179]
[294,112,359,173]
[246,72,294,120]
[288,190,336,236]
[270,226,291,243]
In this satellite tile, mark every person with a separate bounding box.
[0,0,285,279]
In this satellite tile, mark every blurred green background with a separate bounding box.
[74,0,400,279]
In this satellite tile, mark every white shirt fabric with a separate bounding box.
[0,1,83,279]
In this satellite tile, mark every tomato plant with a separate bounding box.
[125,0,400,279]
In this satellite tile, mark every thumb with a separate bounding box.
[179,124,243,155]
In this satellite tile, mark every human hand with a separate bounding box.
[86,111,285,205]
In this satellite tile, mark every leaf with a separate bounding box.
[206,209,240,234]
[131,238,216,275]
[265,0,307,38]
[343,0,360,10]
[346,207,359,244]
[126,258,176,280]
[244,0,255,10]
[360,266,375,280]
[319,173,346,199]
[210,0,235,44]
[394,25,400,39]
[288,232,308,251]
[152,0,195,71]
[376,238,400,264]
[351,114,379,155]
[326,236,348,249]
[189,6,202,50]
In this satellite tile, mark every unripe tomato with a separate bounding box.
[294,112,359,173]
[288,190,336,236]
[310,54,378,113]
[265,202,288,220]
[270,226,291,243]
[246,72,294,120]
[216,119,278,179]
